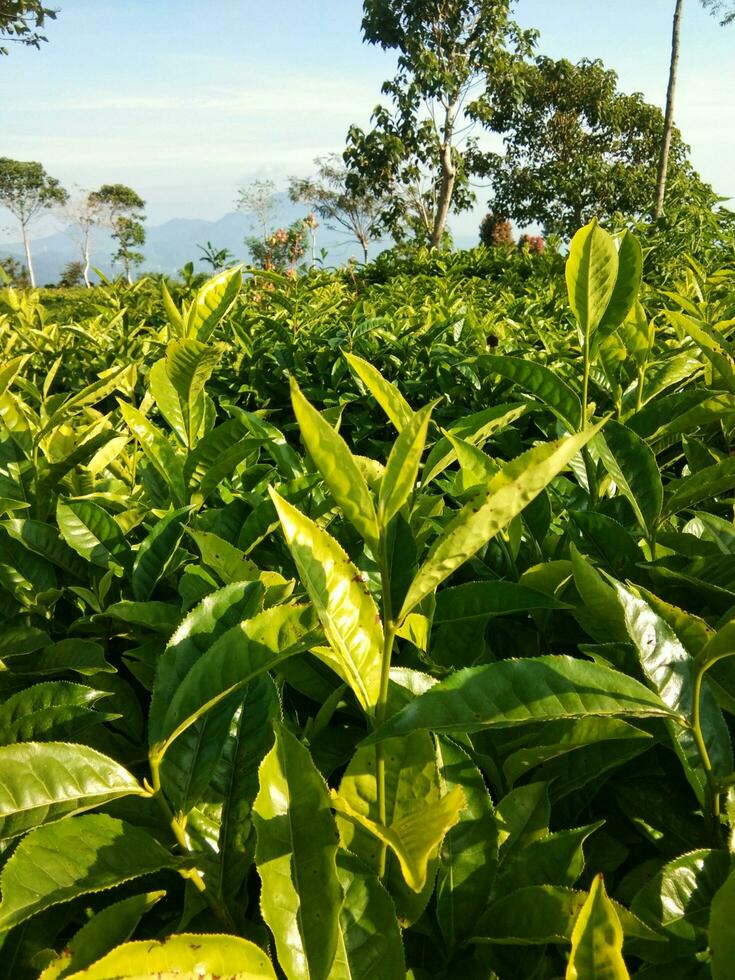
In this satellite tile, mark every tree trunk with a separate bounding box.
[430,101,458,250]
[21,223,35,288]
[83,229,91,287]
[654,0,685,219]
[360,235,369,264]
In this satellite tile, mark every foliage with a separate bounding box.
[1,221,735,977]
[0,158,68,287]
[479,212,514,248]
[57,260,85,288]
[345,0,535,248]
[0,0,56,54]
[289,153,384,263]
[477,56,710,237]
[0,255,29,287]
[197,241,236,272]
[88,184,147,283]
[247,220,309,273]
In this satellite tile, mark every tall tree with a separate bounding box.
[289,154,384,263]
[236,179,280,243]
[478,57,707,238]
[89,184,146,283]
[0,158,67,286]
[0,1,57,55]
[654,0,734,218]
[63,189,105,287]
[345,0,535,249]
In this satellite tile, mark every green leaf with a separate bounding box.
[56,499,130,572]
[566,220,619,336]
[473,884,656,947]
[598,230,643,332]
[184,265,242,341]
[131,506,189,600]
[566,875,630,979]
[290,378,379,549]
[148,358,187,446]
[253,725,341,980]
[475,884,586,944]
[64,933,275,979]
[502,717,651,787]
[630,849,730,961]
[435,737,498,946]
[149,580,265,746]
[496,822,603,896]
[344,351,413,431]
[332,785,464,893]
[160,278,183,335]
[421,402,527,486]
[335,732,439,926]
[165,338,220,448]
[615,583,733,802]
[117,400,186,506]
[329,850,406,980]
[0,742,145,839]
[664,457,735,517]
[40,890,165,979]
[479,354,582,430]
[204,674,281,907]
[187,528,259,584]
[400,423,605,620]
[595,420,662,535]
[0,814,182,930]
[433,580,568,623]
[1,518,88,579]
[378,401,435,527]
[0,681,112,744]
[496,781,550,855]
[155,603,320,762]
[270,488,382,714]
[365,655,675,743]
[709,868,735,980]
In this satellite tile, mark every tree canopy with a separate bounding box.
[0,1,57,55]
[345,0,535,248]
[477,57,708,237]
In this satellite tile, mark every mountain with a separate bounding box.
[0,195,381,285]
[1,196,481,285]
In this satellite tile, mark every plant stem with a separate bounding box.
[691,662,721,836]
[375,532,397,879]
[148,751,236,928]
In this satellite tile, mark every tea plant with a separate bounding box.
[0,224,734,977]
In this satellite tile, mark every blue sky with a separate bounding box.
[1,0,733,240]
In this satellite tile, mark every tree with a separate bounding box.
[0,158,67,287]
[236,179,280,243]
[109,216,145,282]
[57,260,85,288]
[63,189,105,287]
[344,0,535,249]
[654,0,734,218]
[88,184,146,283]
[197,241,236,272]
[246,221,308,273]
[289,154,384,263]
[0,254,29,286]
[0,1,57,55]
[479,57,707,238]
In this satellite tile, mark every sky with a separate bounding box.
[1,0,734,242]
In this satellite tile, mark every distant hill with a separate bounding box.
[0,196,480,284]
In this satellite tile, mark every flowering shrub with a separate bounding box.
[479,212,514,247]
[519,233,546,254]
[247,219,309,272]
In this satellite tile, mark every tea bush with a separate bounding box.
[0,221,735,978]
